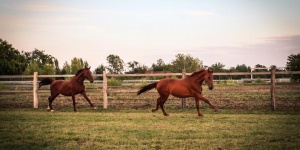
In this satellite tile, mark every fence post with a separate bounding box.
[270,68,276,111]
[103,71,108,109]
[33,72,38,108]
[181,69,186,109]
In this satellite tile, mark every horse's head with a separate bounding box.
[83,67,94,83]
[204,67,214,90]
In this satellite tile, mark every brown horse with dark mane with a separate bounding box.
[39,67,96,112]
[137,68,218,116]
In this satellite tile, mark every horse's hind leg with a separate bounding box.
[155,94,169,116]
[48,93,59,111]
[152,97,161,112]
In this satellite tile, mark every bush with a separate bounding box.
[107,77,122,86]
[254,78,264,84]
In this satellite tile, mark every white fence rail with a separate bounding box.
[1,70,300,110]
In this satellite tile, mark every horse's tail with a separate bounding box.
[137,82,158,95]
[39,78,54,88]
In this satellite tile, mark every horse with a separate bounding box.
[39,67,96,112]
[137,68,218,116]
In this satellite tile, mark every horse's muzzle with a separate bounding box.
[90,80,94,83]
[209,87,214,90]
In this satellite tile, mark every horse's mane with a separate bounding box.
[75,68,85,76]
[190,69,206,77]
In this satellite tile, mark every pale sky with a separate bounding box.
[1,0,300,70]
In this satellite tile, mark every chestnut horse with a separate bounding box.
[39,67,96,112]
[137,68,218,116]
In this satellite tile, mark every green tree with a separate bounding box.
[234,64,251,79]
[61,61,71,74]
[253,64,268,78]
[286,53,300,82]
[23,61,41,75]
[171,54,203,73]
[151,59,173,72]
[106,54,124,74]
[23,49,59,75]
[127,61,148,74]
[94,64,105,80]
[70,57,89,74]
[236,64,251,72]
[24,49,58,68]
[0,39,27,75]
[211,62,226,72]
[94,64,106,74]
[211,62,227,80]
[152,59,165,71]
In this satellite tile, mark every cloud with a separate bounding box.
[261,35,300,51]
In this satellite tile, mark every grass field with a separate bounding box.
[0,108,299,150]
[0,82,299,149]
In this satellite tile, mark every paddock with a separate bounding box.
[0,108,299,149]
[0,71,300,149]
[0,70,300,110]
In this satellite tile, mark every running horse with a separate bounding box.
[137,68,218,116]
[39,67,96,112]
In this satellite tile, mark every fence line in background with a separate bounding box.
[33,72,38,108]
[1,70,300,109]
[103,70,108,109]
[270,68,276,111]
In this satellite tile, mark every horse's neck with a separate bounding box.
[191,72,206,83]
[72,72,85,84]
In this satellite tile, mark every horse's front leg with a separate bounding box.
[72,95,77,112]
[197,94,218,111]
[81,92,97,109]
[194,98,203,117]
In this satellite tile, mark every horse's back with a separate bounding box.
[51,80,65,87]
[50,80,69,92]
[157,78,192,98]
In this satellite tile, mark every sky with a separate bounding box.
[1,0,300,71]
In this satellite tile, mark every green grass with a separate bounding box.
[0,108,299,150]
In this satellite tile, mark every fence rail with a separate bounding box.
[1,70,300,110]
[1,71,300,79]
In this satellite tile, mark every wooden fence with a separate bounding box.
[1,69,300,110]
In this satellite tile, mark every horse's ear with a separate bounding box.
[208,67,213,73]
[88,66,91,70]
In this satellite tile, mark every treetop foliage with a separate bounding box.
[0,39,27,75]
[286,53,300,82]
[1,38,299,81]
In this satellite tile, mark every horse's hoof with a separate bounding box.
[93,107,98,110]
[151,109,157,112]
[47,106,50,110]
[198,114,204,117]
[50,110,54,112]
[163,114,169,116]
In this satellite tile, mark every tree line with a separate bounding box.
[1,38,299,81]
